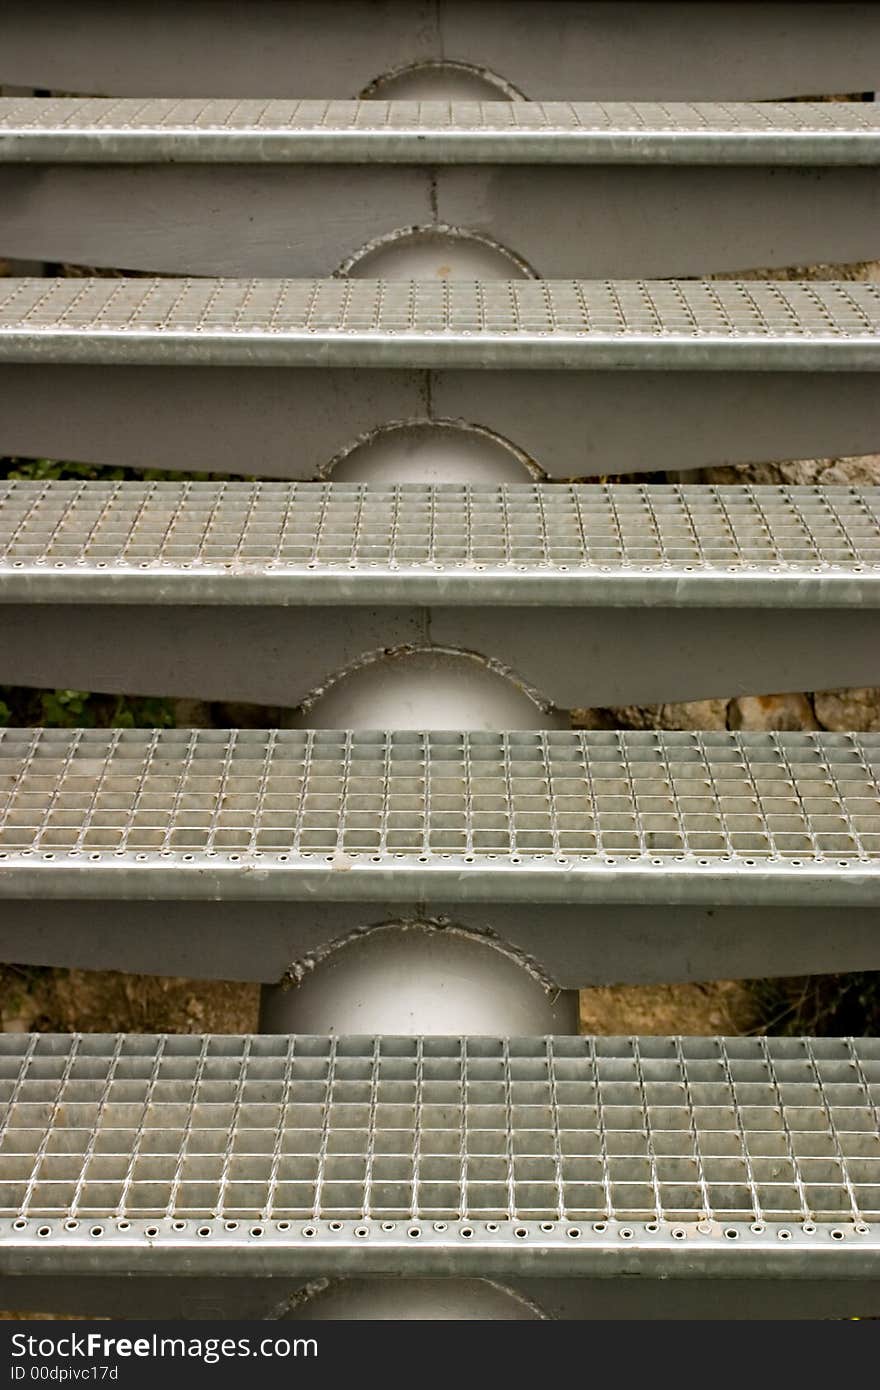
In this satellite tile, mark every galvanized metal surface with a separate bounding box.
[0,279,878,371]
[1,481,879,608]
[2,98,879,164]
[0,729,878,907]
[0,1033,877,1280]
[1,2,878,102]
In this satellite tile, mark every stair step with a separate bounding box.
[1,278,878,477]
[5,97,878,164]
[0,1032,877,1318]
[1,2,877,102]
[0,728,878,986]
[3,276,877,368]
[2,481,878,707]
[2,99,878,277]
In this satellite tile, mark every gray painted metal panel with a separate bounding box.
[2,99,879,163]
[6,602,874,709]
[1,363,877,479]
[2,896,880,989]
[0,1033,877,1289]
[0,3,877,101]
[2,164,878,279]
[0,279,877,371]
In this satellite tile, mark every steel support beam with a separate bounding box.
[0,4,877,101]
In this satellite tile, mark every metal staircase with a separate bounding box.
[0,1,878,1319]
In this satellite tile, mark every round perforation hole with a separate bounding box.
[144,1226,158,1239]
[355,1226,369,1239]
[831,1229,845,1241]
[567,1227,581,1240]
[37,1226,51,1238]
[672,1228,686,1240]
[778,1229,792,1241]
[724,1228,738,1240]
[90,1226,104,1239]
[250,1225,264,1238]
[172,1220,186,1232]
[302,1226,316,1239]
[224,1221,239,1232]
[12,1220,26,1231]
[514,1227,528,1239]
[460,1227,473,1239]
[329,1221,343,1233]
[64,1219,79,1232]
[198,1226,212,1238]
[620,1227,634,1240]
[408,1226,421,1239]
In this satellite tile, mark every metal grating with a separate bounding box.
[0,730,879,909]
[1,98,878,164]
[0,1032,878,1228]
[0,278,877,370]
[1,480,879,608]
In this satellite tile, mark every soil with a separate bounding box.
[1,963,754,1039]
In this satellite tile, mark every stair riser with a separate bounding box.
[2,366,878,477]
[2,2,877,100]
[1,605,877,709]
[3,165,878,279]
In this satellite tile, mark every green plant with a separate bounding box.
[0,685,176,730]
[3,455,256,484]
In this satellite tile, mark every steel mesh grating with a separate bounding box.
[2,97,879,138]
[0,728,878,863]
[0,1034,878,1225]
[0,277,877,344]
[1,481,879,581]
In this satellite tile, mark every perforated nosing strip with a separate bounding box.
[0,98,878,164]
[0,1034,877,1278]
[0,729,878,906]
[0,279,877,369]
[1,481,879,607]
